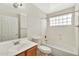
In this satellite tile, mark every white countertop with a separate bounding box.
[0,38,37,56]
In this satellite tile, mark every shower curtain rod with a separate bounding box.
[48,10,79,18]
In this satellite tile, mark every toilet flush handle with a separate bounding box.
[45,35,46,39]
[44,35,47,44]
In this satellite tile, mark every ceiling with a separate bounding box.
[0,3,76,14]
[33,3,75,14]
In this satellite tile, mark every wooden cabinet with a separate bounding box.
[26,46,37,56]
[16,45,37,56]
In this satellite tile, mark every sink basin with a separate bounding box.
[9,45,21,52]
[0,38,37,56]
[8,41,30,53]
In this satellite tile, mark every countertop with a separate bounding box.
[0,38,37,56]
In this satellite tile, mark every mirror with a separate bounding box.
[0,14,27,42]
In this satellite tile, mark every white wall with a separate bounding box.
[26,4,46,40]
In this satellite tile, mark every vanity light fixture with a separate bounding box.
[13,3,22,8]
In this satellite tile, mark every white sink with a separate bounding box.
[0,38,37,56]
[8,40,32,53]
[9,45,21,52]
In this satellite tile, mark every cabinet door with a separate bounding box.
[26,46,37,56]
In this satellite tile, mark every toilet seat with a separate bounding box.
[38,45,51,54]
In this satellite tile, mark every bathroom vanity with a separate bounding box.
[0,38,37,56]
[16,46,37,56]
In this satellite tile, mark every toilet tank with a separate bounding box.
[32,36,41,43]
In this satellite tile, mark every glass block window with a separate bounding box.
[49,13,72,26]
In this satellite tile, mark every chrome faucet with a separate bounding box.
[13,40,20,45]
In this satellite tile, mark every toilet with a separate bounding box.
[32,36,51,56]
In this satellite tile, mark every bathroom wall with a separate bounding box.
[74,4,79,55]
[46,4,79,56]
[0,3,46,42]
[26,4,46,40]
